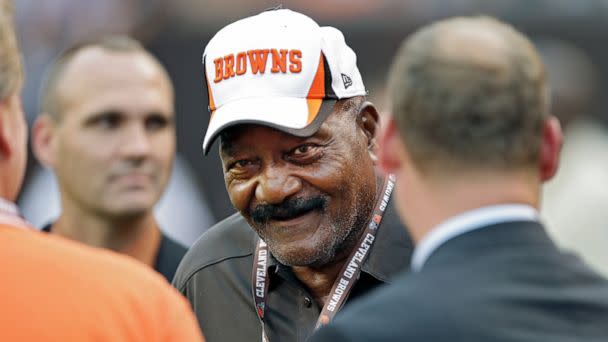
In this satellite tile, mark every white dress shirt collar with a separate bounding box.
[0,196,29,228]
[411,204,539,272]
[0,197,20,217]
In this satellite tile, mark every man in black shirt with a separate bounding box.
[31,36,186,281]
[172,9,413,341]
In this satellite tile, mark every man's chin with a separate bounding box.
[104,201,154,219]
[268,243,336,268]
[108,190,157,208]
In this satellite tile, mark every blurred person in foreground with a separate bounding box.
[311,16,608,341]
[0,1,204,340]
[32,36,187,281]
[173,8,413,341]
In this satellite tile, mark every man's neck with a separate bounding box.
[402,169,540,244]
[291,254,350,307]
[51,209,162,267]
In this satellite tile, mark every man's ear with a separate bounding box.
[539,116,563,182]
[32,113,58,168]
[377,114,404,175]
[357,101,380,162]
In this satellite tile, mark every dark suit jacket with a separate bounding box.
[311,221,608,341]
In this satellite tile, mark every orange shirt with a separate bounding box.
[0,220,204,341]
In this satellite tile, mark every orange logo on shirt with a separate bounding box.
[213,49,302,83]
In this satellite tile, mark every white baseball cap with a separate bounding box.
[201,8,367,154]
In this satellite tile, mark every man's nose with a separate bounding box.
[255,165,302,205]
[120,124,151,158]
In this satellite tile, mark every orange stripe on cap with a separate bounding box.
[306,99,322,124]
[306,54,326,124]
[206,75,217,118]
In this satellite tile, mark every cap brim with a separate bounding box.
[202,96,336,154]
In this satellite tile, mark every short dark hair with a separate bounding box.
[0,0,23,101]
[39,35,154,121]
[388,16,548,173]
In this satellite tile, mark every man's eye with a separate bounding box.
[145,114,171,131]
[94,114,121,129]
[232,159,253,169]
[293,144,314,155]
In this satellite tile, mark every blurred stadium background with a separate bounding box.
[14,0,608,274]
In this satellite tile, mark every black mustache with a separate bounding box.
[250,196,327,224]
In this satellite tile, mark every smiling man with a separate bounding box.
[172,9,413,342]
[31,36,187,281]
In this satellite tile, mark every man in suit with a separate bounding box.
[311,16,608,341]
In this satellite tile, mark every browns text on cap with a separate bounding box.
[202,9,367,153]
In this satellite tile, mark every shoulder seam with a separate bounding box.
[178,252,254,292]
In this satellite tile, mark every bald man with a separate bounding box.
[32,36,187,281]
[311,16,608,342]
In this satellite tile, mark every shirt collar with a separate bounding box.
[0,197,29,228]
[361,199,413,282]
[411,204,539,272]
[0,197,21,217]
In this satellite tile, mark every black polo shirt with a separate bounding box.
[42,223,187,282]
[172,199,413,342]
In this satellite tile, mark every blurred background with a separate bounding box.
[14,0,608,274]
